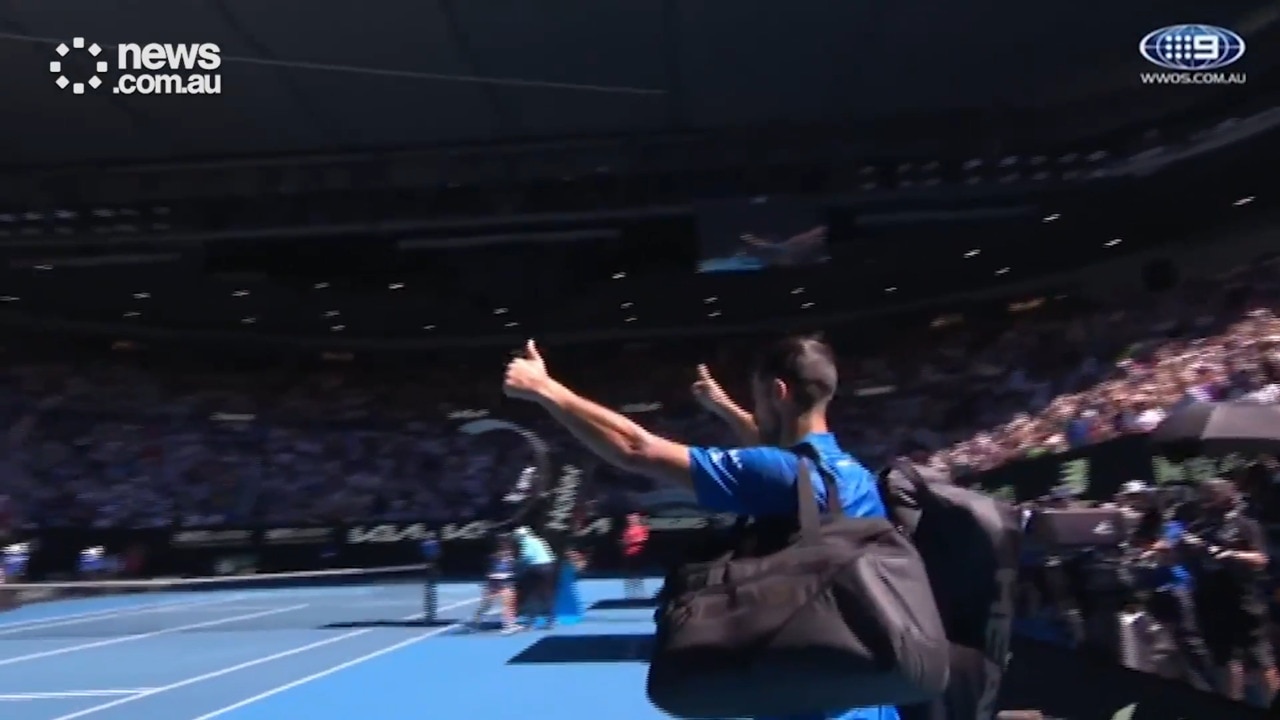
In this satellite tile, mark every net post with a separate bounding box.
[423,562,439,624]
[420,537,441,624]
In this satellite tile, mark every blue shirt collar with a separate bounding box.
[796,432,839,452]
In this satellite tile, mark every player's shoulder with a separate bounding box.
[824,452,874,478]
[699,445,797,471]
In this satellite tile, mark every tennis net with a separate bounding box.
[0,565,458,639]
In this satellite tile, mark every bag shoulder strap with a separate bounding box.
[728,444,845,542]
[880,459,927,536]
[791,443,845,523]
[794,460,822,539]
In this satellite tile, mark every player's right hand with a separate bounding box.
[691,364,733,413]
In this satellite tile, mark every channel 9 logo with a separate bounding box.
[1139,24,1246,86]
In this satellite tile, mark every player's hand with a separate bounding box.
[691,364,734,413]
[503,340,553,402]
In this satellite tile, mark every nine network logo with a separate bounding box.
[1138,24,1247,87]
[50,37,222,96]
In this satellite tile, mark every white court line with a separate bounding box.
[0,603,309,668]
[49,596,480,720]
[0,689,156,700]
[187,615,471,719]
[156,597,427,614]
[309,598,464,607]
[0,594,250,635]
[151,604,306,613]
[155,599,435,613]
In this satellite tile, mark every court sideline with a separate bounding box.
[0,578,661,720]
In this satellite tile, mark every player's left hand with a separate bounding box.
[503,339,553,401]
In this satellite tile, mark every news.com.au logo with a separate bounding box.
[50,37,222,95]
[1138,24,1246,86]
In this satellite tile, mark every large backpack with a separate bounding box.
[879,460,1022,720]
[646,454,950,719]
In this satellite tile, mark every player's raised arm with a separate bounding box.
[691,364,760,445]
[503,340,693,488]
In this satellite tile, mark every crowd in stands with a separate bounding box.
[1,257,1278,529]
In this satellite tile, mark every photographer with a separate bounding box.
[1023,489,1087,648]
[1182,479,1277,704]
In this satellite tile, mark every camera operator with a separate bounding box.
[1025,488,1087,648]
[1182,479,1277,704]
[1116,482,1215,691]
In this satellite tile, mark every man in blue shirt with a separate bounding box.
[1129,505,1214,692]
[503,335,896,720]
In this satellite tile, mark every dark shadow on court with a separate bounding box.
[507,634,652,665]
[588,598,658,610]
[320,620,458,629]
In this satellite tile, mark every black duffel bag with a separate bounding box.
[878,460,1021,720]
[646,454,950,718]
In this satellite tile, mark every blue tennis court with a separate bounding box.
[0,578,659,720]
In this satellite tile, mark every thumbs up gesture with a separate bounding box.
[691,364,733,413]
[503,339,553,401]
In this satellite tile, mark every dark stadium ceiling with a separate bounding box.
[0,1,1277,183]
[0,156,1270,350]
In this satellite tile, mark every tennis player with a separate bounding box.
[472,537,519,634]
[503,336,897,720]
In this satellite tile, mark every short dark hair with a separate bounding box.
[751,334,838,411]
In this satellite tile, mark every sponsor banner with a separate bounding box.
[964,435,1150,502]
[345,523,435,545]
[340,514,739,547]
[261,527,334,546]
[169,529,254,548]
[968,434,1279,526]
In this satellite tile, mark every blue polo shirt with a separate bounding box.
[689,432,898,720]
[1159,521,1193,591]
[515,533,555,566]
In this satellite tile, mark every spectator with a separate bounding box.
[0,255,1277,527]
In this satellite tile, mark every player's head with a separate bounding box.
[626,512,643,526]
[749,334,837,445]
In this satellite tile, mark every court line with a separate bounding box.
[0,594,250,634]
[151,604,296,613]
[0,689,156,700]
[0,603,309,668]
[48,596,480,720]
[155,598,440,613]
[186,613,477,719]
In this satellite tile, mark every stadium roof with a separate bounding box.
[0,4,1277,350]
[1,2,1277,173]
[0,140,1270,350]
